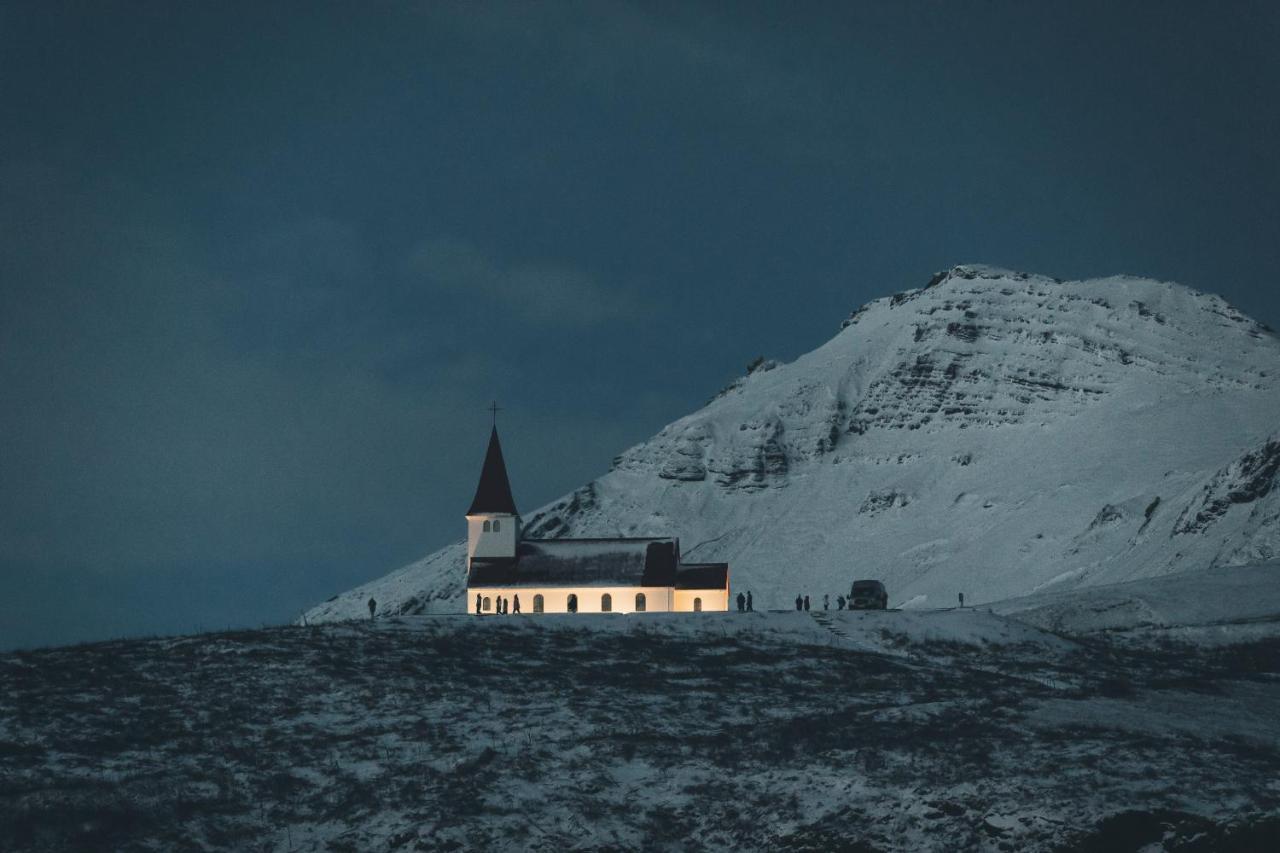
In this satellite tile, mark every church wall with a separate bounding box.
[466,514,519,560]
[467,585,674,614]
[673,588,730,612]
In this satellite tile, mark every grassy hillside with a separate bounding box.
[2,609,1279,851]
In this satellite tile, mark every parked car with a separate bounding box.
[849,579,888,610]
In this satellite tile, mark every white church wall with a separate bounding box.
[673,588,730,612]
[467,586,674,614]
[466,514,519,560]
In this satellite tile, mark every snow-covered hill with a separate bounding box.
[306,265,1280,622]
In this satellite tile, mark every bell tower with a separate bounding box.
[465,421,520,562]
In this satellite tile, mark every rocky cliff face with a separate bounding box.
[306,265,1280,622]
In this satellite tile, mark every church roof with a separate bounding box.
[468,538,680,588]
[467,426,518,515]
[674,563,729,590]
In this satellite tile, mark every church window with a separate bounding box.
[533,594,544,613]
[567,593,578,613]
[492,519,501,532]
[635,592,646,612]
[693,597,702,612]
[483,520,491,532]
[483,597,492,612]
[601,593,612,612]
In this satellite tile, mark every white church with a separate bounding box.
[465,426,729,615]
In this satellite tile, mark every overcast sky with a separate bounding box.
[2,1,1278,649]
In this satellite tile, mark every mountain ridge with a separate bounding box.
[305,265,1280,623]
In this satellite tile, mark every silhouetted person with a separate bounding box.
[476,593,482,615]
[737,592,746,612]
[803,595,810,611]
[795,595,802,611]
[746,591,753,611]
[502,597,509,615]
[837,595,846,610]
[823,594,829,610]
[958,592,965,608]
[368,598,376,620]
[513,594,521,614]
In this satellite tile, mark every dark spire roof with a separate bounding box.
[467,426,518,515]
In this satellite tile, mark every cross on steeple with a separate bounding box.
[488,401,502,426]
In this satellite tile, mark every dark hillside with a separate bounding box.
[2,614,1279,851]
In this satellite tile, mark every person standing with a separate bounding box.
[476,593,482,615]
[823,594,830,610]
[368,598,376,620]
[958,592,965,608]
[513,594,521,614]
[803,595,810,611]
[737,592,746,612]
[746,591,753,612]
[795,594,802,611]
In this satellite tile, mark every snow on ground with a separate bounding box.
[4,568,1280,851]
[990,560,1280,645]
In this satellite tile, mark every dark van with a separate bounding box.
[849,580,888,610]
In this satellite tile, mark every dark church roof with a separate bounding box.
[467,426,518,515]
[675,563,729,590]
[468,538,680,588]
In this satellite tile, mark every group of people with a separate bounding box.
[793,593,857,611]
[478,593,521,615]
[734,591,754,612]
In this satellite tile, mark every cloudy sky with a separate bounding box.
[2,1,1278,649]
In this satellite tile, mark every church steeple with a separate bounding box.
[465,424,520,563]
[467,426,518,515]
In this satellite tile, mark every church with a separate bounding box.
[465,425,730,615]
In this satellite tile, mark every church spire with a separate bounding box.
[467,425,518,516]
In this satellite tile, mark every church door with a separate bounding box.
[635,592,646,612]
[601,593,612,612]
[533,594,544,613]
[694,597,702,612]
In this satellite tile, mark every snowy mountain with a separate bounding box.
[306,265,1280,622]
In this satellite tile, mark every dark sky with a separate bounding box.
[2,1,1278,650]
